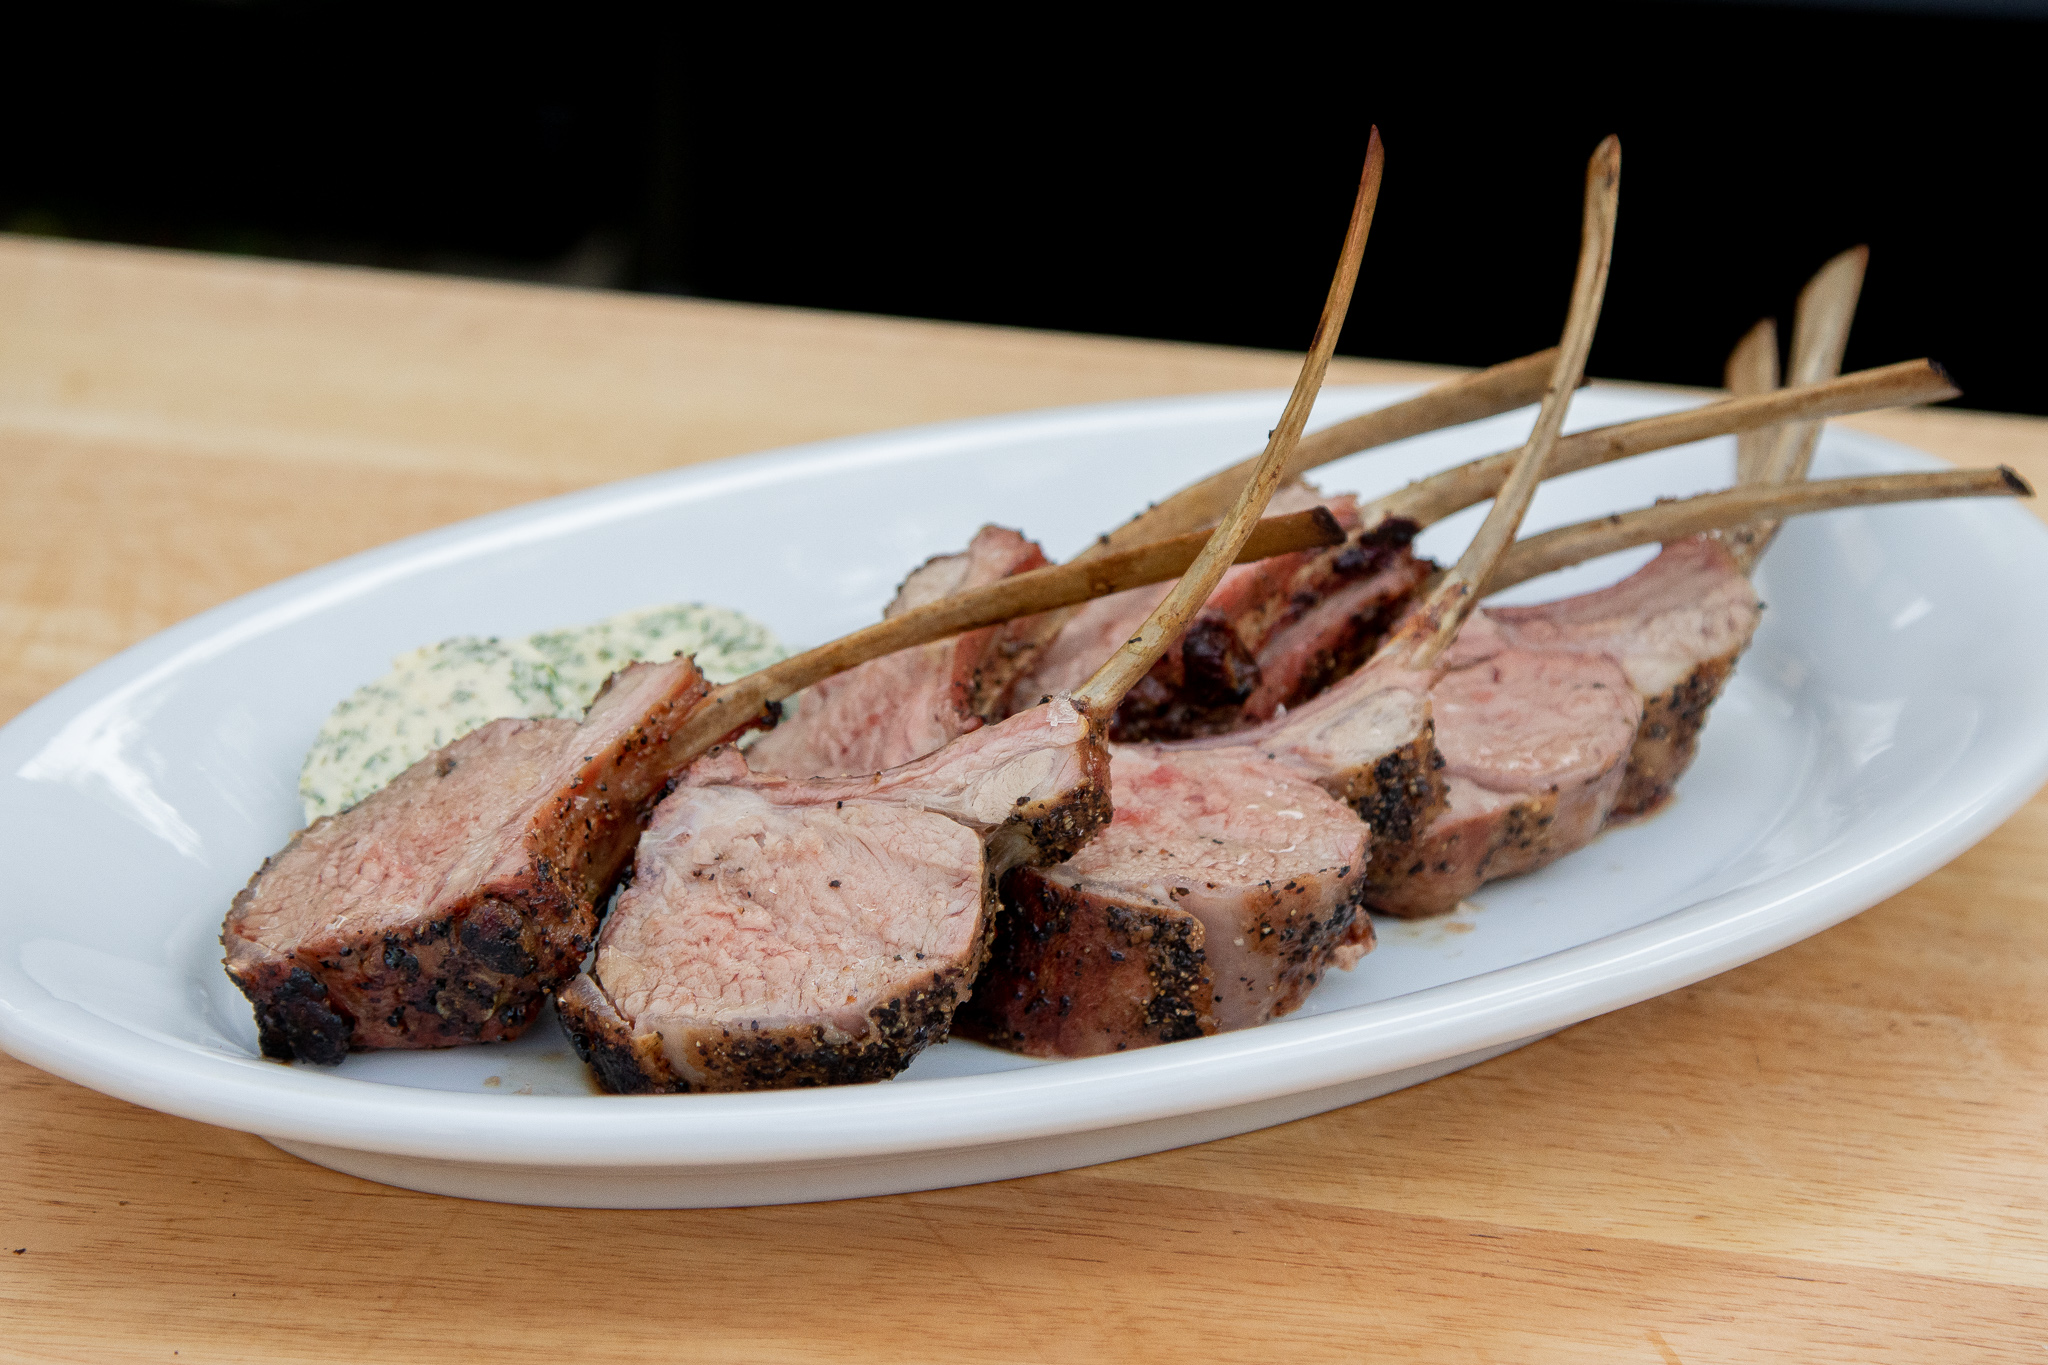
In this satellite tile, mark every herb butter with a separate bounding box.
[299,603,787,824]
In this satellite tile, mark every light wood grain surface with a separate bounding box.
[2,237,2044,1363]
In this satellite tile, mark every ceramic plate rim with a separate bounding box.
[4,383,2045,1171]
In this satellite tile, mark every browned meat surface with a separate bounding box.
[1005,484,1373,739]
[222,656,719,1063]
[747,525,1049,778]
[958,746,1369,1057]
[1238,527,1433,723]
[1471,535,1760,821]
[1364,634,1639,917]
[558,695,1113,1092]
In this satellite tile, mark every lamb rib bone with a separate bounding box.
[994,349,1563,741]
[1156,141,1620,896]
[1485,466,2030,594]
[1731,245,1869,570]
[961,135,1622,1055]
[680,506,1344,770]
[1368,357,1951,531]
[1010,358,1959,736]
[1088,348,1562,556]
[556,134,1387,1092]
[1727,317,1781,484]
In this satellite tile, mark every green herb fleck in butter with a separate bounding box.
[299,603,786,824]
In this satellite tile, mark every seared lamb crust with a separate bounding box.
[961,868,1214,1056]
[1361,636,1640,917]
[1320,725,1450,878]
[228,819,586,1061]
[961,746,1370,1057]
[223,655,726,1062]
[1240,531,1433,723]
[1610,654,1735,820]
[1008,485,1383,742]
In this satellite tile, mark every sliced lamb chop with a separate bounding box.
[1444,248,1869,840]
[1363,620,1641,918]
[224,655,729,1062]
[556,135,1389,1092]
[964,137,1624,1054]
[962,746,1370,1057]
[1293,257,1896,913]
[561,700,1113,1089]
[747,525,1048,778]
[221,505,1345,1063]
[1466,534,1759,826]
[1279,461,2028,921]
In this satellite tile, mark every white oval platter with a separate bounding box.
[3,384,2045,1208]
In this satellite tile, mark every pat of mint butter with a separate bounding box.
[298,603,787,825]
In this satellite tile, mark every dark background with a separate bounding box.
[5,1,2042,412]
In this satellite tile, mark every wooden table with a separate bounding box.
[2,236,2044,1362]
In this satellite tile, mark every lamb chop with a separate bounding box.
[967,461,2027,1050]
[1372,247,1875,923]
[221,503,1345,1062]
[956,355,1959,1042]
[960,136,1625,1055]
[553,137,1390,1092]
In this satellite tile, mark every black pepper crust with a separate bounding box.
[1316,724,1451,877]
[955,866,1216,1056]
[987,719,1116,872]
[1275,590,1414,714]
[1363,786,1563,919]
[225,822,598,1062]
[1609,654,1737,822]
